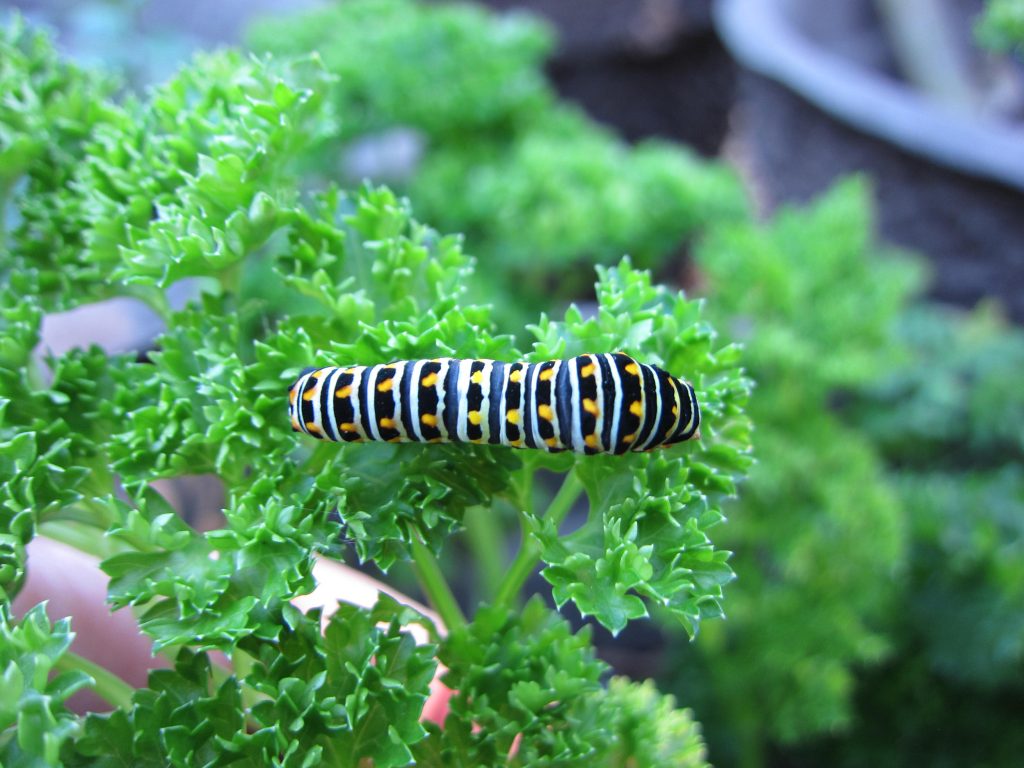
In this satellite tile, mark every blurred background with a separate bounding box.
[3,0,1022,765]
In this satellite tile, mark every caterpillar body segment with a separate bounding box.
[289,354,700,455]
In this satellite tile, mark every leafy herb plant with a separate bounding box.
[809,303,1024,768]
[0,18,751,767]
[662,179,923,765]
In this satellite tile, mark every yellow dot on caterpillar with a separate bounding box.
[506,409,520,425]
[579,362,596,377]
[379,417,396,429]
[377,378,395,392]
[624,362,640,376]
[471,370,484,385]
[538,404,554,421]
[468,410,482,425]
[539,367,555,382]
[421,372,438,387]
[545,437,559,447]
[509,369,523,383]
[510,439,524,447]
[582,398,599,416]
[622,432,636,444]
[302,389,316,401]
[305,421,319,432]
[629,401,643,417]
[340,422,357,432]
[585,434,600,448]
[421,413,438,427]
[672,405,679,416]
[312,369,326,379]
[388,436,403,443]
[289,389,298,404]
[336,385,352,398]
[291,417,300,430]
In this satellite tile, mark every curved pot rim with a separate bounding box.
[714,0,1024,192]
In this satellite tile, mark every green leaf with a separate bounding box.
[0,604,90,767]
[248,0,555,142]
[976,0,1024,52]
[596,678,709,768]
[421,598,607,766]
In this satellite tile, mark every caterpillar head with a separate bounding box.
[666,378,701,445]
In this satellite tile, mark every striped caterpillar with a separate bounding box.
[288,354,700,455]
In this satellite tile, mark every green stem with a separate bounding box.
[182,651,261,732]
[42,496,115,529]
[0,179,12,252]
[219,260,245,297]
[494,469,584,609]
[37,520,114,561]
[231,648,265,714]
[463,505,506,603]
[514,463,536,518]
[409,532,466,632]
[56,651,135,710]
[124,284,173,324]
[25,354,47,392]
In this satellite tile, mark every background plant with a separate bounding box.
[976,0,1024,54]
[797,303,1024,768]
[246,0,746,329]
[656,179,922,766]
[0,17,751,767]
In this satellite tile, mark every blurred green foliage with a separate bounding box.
[658,180,922,764]
[976,0,1024,53]
[0,14,749,766]
[849,304,1024,467]
[248,0,553,142]
[851,304,1024,690]
[410,111,742,309]
[801,305,1024,768]
[247,0,746,327]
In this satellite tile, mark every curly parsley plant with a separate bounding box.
[0,18,751,767]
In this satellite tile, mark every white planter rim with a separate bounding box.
[714,0,1024,192]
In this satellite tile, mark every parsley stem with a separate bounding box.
[0,182,7,240]
[494,469,584,609]
[56,650,135,710]
[124,284,172,323]
[515,465,536,518]
[463,504,506,602]
[37,521,115,561]
[410,532,466,632]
